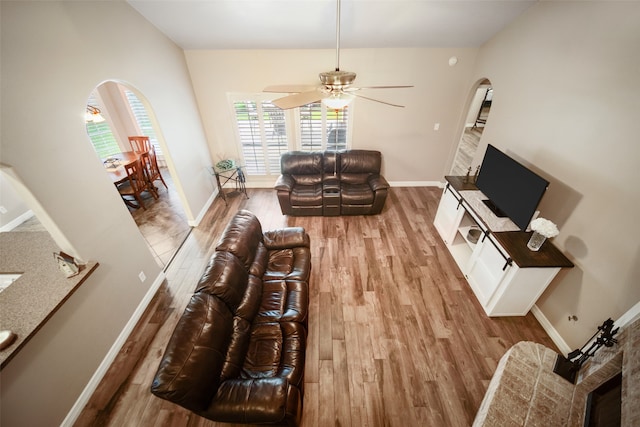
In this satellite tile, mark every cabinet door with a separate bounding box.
[434,186,464,245]
[465,236,511,305]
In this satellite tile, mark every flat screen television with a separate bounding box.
[475,144,549,231]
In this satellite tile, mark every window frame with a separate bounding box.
[229,93,354,177]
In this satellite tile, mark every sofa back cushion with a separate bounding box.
[216,210,264,271]
[151,293,233,412]
[196,251,249,312]
[339,150,382,184]
[281,152,323,185]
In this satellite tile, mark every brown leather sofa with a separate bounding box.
[275,150,390,216]
[151,210,311,426]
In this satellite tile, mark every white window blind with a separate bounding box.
[299,103,349,152]
[124,89,165,166]
[231,96,352,177]
[233,100,288,175]
[85,93,120,159]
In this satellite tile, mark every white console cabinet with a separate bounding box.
[434,176,573,316]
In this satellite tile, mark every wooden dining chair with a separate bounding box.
[117,161,149,209]
[141,147,168,192]
[128,136,151,153]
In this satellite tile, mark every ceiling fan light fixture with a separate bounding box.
[323,92,353,110]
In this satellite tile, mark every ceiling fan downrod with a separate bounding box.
[319,0,356,88]
[335,0,341,72]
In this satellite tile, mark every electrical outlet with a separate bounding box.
[138,271,146,283]
[433,123,440,131]
[0,206,7,215]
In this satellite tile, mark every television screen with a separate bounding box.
[475,144,549,231]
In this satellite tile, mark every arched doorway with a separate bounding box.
[85,81,191,268]
[450,79,492,176]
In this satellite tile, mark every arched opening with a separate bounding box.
[450,78,493,176]
[85,80,191,268]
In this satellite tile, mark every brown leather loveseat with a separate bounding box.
[151,210,311,426]
[275,150,390,216]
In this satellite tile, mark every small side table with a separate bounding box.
[210,165,249,205]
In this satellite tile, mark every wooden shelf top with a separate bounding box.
[493,231,574,269]
[445,175,478,192]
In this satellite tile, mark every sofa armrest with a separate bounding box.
[368,174,390,191]
[203,378,300,425]
[274,175,294,191]
[263,227,310,249]
[151,293,232,412]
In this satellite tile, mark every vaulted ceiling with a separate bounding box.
[128,0,537,50]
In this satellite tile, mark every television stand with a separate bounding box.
[433,176,573,316]
[482,199,507,218]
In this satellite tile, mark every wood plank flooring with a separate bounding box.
[128,168,192,268]
[75,187,557,427]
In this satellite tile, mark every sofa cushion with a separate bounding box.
[276,322,307,387]
[216,210,264,270]
[340,182,375,205]
[203,377,299,425]
[339,150,382,185]
[256,279,309,324]
[242,322,306,388]
[220,316,252,381]
[235,275,263,321]
[242,322,283,378]
[281,152,323,176]
[262,247,311,282]
[249,242,268,277]
[151,293,233,412]
[290,183,323,206]
[196,251,248,311]
[263,227,310,249]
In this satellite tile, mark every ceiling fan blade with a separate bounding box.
[344,85,414,92]
[264,85,318,94]
[272,90,324,110]
[351,93,405,108]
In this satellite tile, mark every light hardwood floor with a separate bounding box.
[75,187,557,427]
[128,168,192,268]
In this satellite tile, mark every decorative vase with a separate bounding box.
[527,231,546,251]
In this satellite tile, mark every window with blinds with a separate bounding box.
[85,93,120,159]
[233,100,288,175]
[86,121,121,159]
[231,96,352,177]
[124,90,164,162]
[300,103,350,152]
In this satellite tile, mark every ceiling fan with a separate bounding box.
[264,0,412,110]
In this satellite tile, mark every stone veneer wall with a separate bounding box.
[473,317,639,426]
[568,317,640,426]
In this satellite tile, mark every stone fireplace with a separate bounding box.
[473,317,640,426]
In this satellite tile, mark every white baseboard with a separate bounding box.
[531,302,640,358]
[531,304,572,355]
[388,181,443,187]
[189,190,217,227]
[61,271,166,427]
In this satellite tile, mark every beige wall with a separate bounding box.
[2,1,638,424]
[185,47,478,185]
[469,2,640,349]
[0,2,213,426]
